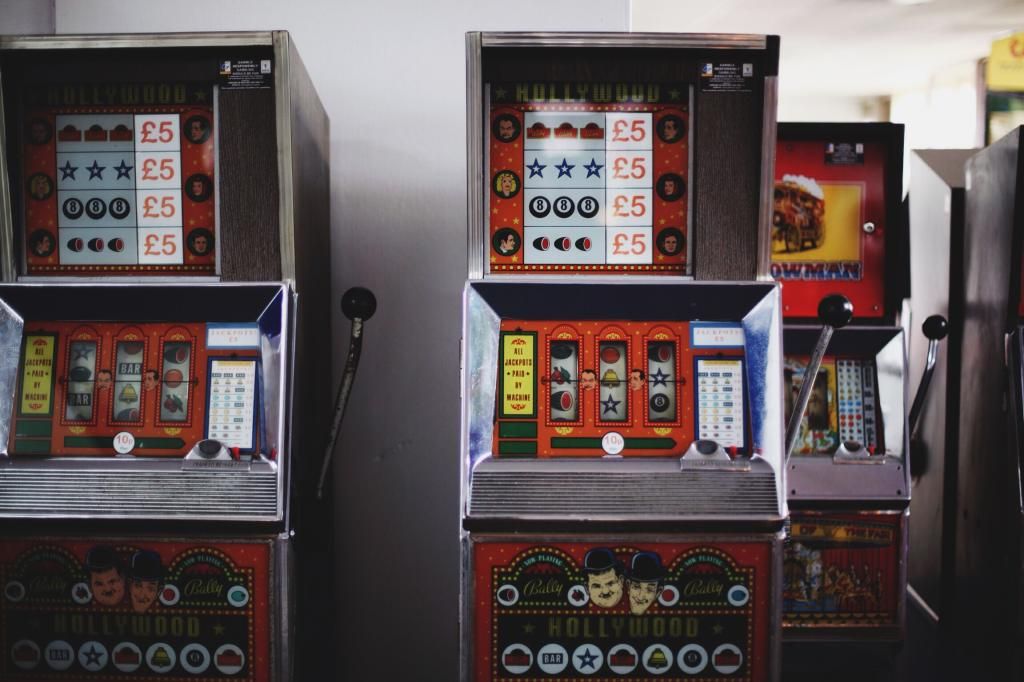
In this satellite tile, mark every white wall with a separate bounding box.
[1,0,54,33]
[53,2,629,679]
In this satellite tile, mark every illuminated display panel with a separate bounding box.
[494,319,747,458]
[772,132,896,318]
[9,320,260,457]
[18,84,216,275]
[784,355,883,455]
[487,84,690,275]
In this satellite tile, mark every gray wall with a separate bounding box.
[1,0,55,33]
[52,2,629,678]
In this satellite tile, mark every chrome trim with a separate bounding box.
[479,32,768,50]
[0,32,274,50]
[466,33,484,280]
[0,298,23,453]
[274,31,297,282]
[758,76,779,279]
[0,71,13,281]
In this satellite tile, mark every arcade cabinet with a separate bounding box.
[462,32,785,681]
[0,31,330,681]
[773,123,916,647]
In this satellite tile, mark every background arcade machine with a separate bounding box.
[463,32,786,681]
[956,128,1024,680]
[0,32,332,680]
[772,123,927,660]
[904,148,974,651]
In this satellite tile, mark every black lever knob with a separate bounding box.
[922,314,948,340]
[818,294,853,329]
[341,287,377,321]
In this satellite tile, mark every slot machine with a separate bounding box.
[772,123,924,650]
[462,32,786,681]
[0,32,330,681]
[956,128,1024,679]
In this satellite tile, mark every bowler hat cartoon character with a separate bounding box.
[128,550,163,613]
[583,548,624,608]
[626,551,666,615]
[85,546,125,607]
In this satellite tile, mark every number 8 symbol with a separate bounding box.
[577,196,599,219]
[553,196,574,219]
[529,196,551,218]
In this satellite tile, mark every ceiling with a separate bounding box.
[632,0,1024,96]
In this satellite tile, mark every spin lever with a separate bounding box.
[909,315,948,436]
[316,287,377,500]
[785,294,853,463]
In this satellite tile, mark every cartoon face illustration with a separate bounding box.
[629,369,645,391]
[662,234,678,254]
[662,118,679,141]
[193,234,209,254]
[628,579,662,615]
[500,119,515,139]
[90,566,125,606]
[143,370,159,392]
[579,369,598,391]
[130,579,159,613]
[97,370,113,390]
[587,567,624,607]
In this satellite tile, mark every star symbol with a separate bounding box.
[576,647,599,669]
[712,622,725,635]
[669,88,681,100]
[195,90,208,102]
[651,368,671,387]
[86,160,105,180]
[583,157,604,178]
[212,623,226,636]
[555,158,575,178]
[602,395,621,415]
[494,87,507,100]
[82,643,102,666]
[526,158,546,178]
[72,346,93,361]
[114,160,133,179]
[59,160,78,180]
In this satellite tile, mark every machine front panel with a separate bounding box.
[495,319,746,458]
[0,536,273,681]
[785,354,883,456]
[471,538,773,682]
[783,511,904,636]
[9,320,259,457]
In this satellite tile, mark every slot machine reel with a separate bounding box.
[785,293,854,462]
[908,314,949,478]
[316,287,377,499]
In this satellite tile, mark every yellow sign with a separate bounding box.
[501,333,535,417]
[20,334,55,415]
[988,32,1024,92]
[791,521,894,545]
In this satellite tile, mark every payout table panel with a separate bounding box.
[488,85,689,275]
[19,84,216,275]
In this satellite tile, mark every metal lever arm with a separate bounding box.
[785,294,853,462]
[908,315,948,435]
[316,287,377,500]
